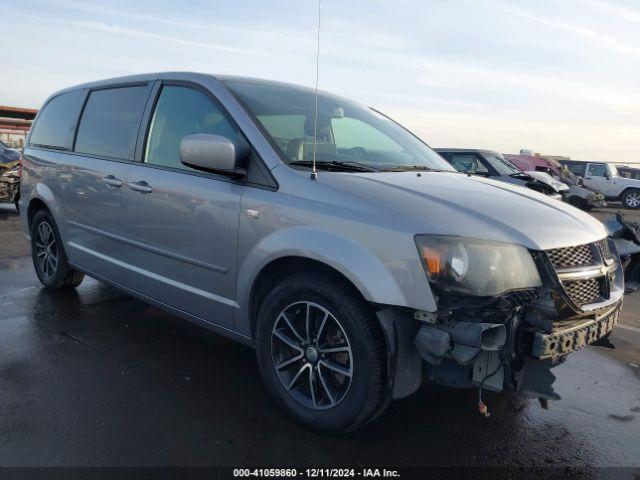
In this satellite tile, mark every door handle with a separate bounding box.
[129,181,153,194]
[102,175,123,188]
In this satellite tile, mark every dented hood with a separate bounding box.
[329,171,607,251]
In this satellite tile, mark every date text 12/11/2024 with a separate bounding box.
[233,469,401,478]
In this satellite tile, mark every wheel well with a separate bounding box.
[619,187,640,200]
[248,256,368,336]
[27,198,49,228]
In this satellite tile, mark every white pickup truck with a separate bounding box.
[560,160,640,209]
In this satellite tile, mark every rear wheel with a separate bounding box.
[255,271,388,432]
[622,189,640,209]
[30,209,84,290]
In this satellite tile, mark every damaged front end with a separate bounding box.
[381,235,624,408]
[0,160,20,205]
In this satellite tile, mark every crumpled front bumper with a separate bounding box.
[530,303,621,359]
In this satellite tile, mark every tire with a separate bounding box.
[30,209,84,290]
[568,196,592,211]
[255,271,388,432]
[622,189,640,210]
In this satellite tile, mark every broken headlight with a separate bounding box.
[415,235,542,296]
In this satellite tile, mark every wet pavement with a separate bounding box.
[1,203,640,474]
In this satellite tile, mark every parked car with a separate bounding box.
[505,153,605,211]
[560,160,640,209]
[0,140,20,209]
[0,160,20,208]
[435,148,566,198]
[616,165,640,180]
[20,73,623,431]
[503,153,560,176]
[0,139,20,164]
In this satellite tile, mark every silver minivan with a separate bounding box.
[20,72,623,432]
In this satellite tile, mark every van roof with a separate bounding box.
[49,72,321,98]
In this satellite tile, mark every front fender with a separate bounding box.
[235,226,436,337]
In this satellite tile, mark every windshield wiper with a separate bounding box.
[288,160,381,172]
[382,165,437,172]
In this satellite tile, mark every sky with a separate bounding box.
[2,0,640,163]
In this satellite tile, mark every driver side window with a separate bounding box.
[587,164,608,177]
[145,86,238,171]
[451,154,488,174]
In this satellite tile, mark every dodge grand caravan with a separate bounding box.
[20,73,622,432]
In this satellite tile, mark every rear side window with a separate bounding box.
[29,90,84,149]
[75,86,149,160]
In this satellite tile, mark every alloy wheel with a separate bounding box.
[626,192,640,208]
[35,221,58,278]
[271,301,353,410]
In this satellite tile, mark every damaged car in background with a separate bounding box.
[436,148,568,199]
[505,153,606,211]
[0,140,20,210]
[20,73,623,432]
[604,214,640,290]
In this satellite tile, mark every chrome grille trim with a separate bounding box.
[545,238,616,310]
[597,238,612,262]
[563,278,601,307]
[547,243,594,269]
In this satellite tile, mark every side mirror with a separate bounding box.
[180,134,247,178]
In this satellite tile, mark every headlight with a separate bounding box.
[415,235,542,296]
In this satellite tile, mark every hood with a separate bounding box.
[324,171,606,251]
[525,171,569,192]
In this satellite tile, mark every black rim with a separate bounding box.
[271,301,353,410]
[35,221,58,278]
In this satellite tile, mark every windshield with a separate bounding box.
[0,140,7,149]
[223,79,455,173]
[483,152,522,175]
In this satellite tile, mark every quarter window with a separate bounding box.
[145,86,238,171]
[75,86,149,160]
[29,90,84,150]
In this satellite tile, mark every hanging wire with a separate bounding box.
[311,0,322,180]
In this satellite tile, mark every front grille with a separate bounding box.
[504,289,538,304]
[597,239,611,261]
[563,278,601,307]
[545,239,615,309]
[547,243,595,269]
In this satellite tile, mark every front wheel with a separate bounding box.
[622,189,640,209]
[30,209,84,290]
[255,271,389,432]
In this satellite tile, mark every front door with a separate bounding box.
[121,84,244,328]
[584,163,611,195]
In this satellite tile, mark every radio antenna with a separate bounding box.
[310,0,322,180]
